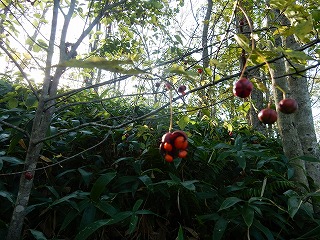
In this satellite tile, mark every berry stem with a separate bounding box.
[169,88,173,132]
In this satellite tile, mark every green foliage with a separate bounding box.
[0,84,320,239]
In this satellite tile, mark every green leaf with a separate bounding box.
[237,151,246,170]
[174,34,183,45]
[219,197,243,211]
[242,205,254,227]
[294,19,313,42]
[90,172,116,202]
[132,199,143,212]
[37,39,48,48]
[79,203,96,231]
[94,201,118,216]
[8,98,18,109]
[288,196,301,218]
[297,225,320,239]
[138,175,153,189]
[75,219,114,240]
[212,217,228,240]
[253,220,275,240]
[78,168,92,186]
[29,229,47,240]
[0,191,14,203]
[283,49,314,61]
[177,225,184,240]
[59,209,80,232]
[177,115,190,130]
[298,156,320,162]
[270,0,295,10]
[180,180,198,191]
[50,190,86,207]
[234,135,243,151]
[128,214,139,234]
[234,34,251,52]
[56,57,144,75]
[312,10,320,22]
[0,156,24,168]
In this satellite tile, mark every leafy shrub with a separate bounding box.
[1,85,320,239]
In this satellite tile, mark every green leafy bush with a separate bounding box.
[1,85,320,239]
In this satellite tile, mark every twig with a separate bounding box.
[0,44,39,100]
[0,120,30,139]
[0,131,112,176]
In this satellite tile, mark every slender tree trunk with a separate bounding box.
[267,9,309,191]
[270,57,308,187]
[201,0,213,69]
[6,1,61,239]
[285,34,320,213]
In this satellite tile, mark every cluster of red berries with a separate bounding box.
[156,82,187,95]
[258,98,298,124]
[233,77,298,125]
[160,130,188,162]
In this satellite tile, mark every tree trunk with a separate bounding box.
[267,9,309,191]
[6,1,61,239]
[201,0,213,69]
[285,34,320,213]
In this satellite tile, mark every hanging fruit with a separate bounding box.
[160,130,188,162]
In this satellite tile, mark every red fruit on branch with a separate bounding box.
[178,150,188,158]
[233,77,253,98]
[25,172,33,180]
[278,98,298,114]
[164,154,174,162]
[163,142,173,152]
[197,68,203,74]
[160,130,188,161]
[178,85,186,93]
[258,108,278,124]
[165,83,171,90]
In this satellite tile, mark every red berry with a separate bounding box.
[197,68,203,74]
[278,98,298,114]
[178,85,186,93]
[233,77,253,98]
[165,83,171,90]
[178,150,188,158]
[163,142,173,152]
[171,130,188,140]
[174,136,185,149]
[164,154,174,162]
[258,108,278,124]
[25,171,33,180]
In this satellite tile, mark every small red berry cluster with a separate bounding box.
[233,77,298,124]
[160,130,188,162]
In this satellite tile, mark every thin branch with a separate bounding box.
[0,44,39,100]
[0,120,30,139]
[45,74,131,104]
[69,0,127,58]
[0,131,112,176]
[54,91,165,113]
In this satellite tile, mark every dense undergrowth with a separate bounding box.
[1,80,320,239]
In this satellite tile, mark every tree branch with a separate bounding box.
[0,120,30,139]
[0,44,39,100]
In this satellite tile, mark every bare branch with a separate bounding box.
[0,120,30,139]
[0,44,39,100]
